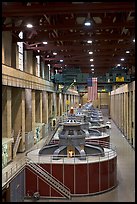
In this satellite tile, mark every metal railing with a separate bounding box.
[26,158,71,199]
[2,157,26,189]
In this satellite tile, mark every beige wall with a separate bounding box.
[82,92,110,109]
[110,81,135,148]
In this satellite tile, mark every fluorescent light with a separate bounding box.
[90,59,94,61]
[89,51,93,54]
[87,40,92,43]
[121,58,124,61]
[84,22,91,26]
[126,51,130,53]
[133,39,135,42]
[26,23,33,28]
[90,64,94,67]
[117,64,121,66]
[53,52,57,55]
[43,41,48,44]
[91,68,94,71]
[60,59,63,62]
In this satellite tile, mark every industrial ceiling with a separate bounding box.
[2,2,135,77]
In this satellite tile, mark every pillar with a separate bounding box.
[40,92,42,123]
[32,90,36,139]
[64,94,67,113]
[6,87,12,162]
[18,89,25,152]
[53,92,57,117]
[25,89,32,132]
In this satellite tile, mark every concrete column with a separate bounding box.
[33,57,37,76]
[32,90,36,139]
[42,91,47,123]
[72,95,75,106]
[53,92,57,117]
[48,92,53,122]
[45,92,49,124]
[7,87,12,162]
[45,65,50,81]
[68,95,71,111]
[40,92,42,123]
[11,43,17,68]
[19,89,25,152]
[35,91,40,123]
[2,31,12,66]
[108,93,111,117]
[73,95,75,106]
[69,95,72,107]
[56,93,59,116]
[12,88,22,135]
[2,86,7,138]
[58,93,63,116]
[132,89,135,148]
[41,61,45,79]
[25,89,32,132]
[59,93,63,116]
[64,94,67,113]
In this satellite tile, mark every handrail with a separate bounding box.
[27,158,70,192]
[2,157,26,188]
[2,140,116,190]
[26,158,71,199]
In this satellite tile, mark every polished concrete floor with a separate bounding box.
[2,114,135,202]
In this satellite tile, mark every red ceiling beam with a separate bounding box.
[19,34,134,42]
[2,2,135,17]
[2,21,135,31]
[25,43,134,51]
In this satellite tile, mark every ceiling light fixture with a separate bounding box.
[121,58,125,61]
[126,51,130,53]
[89,51,93,54]
[60,59,63,62]
[90,59,94,61]
[84,20,91,26]
[87,40,92,44]
[117,64,121,66]
[26,23,33,28]
[53,52,57,55]
[90,64,94,67]
[43,41,48,44]
[133,39,135,42]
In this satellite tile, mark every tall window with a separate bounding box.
[17,31,23,71]
[36,55,40,77]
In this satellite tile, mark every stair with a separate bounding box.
[26,158,71,199]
